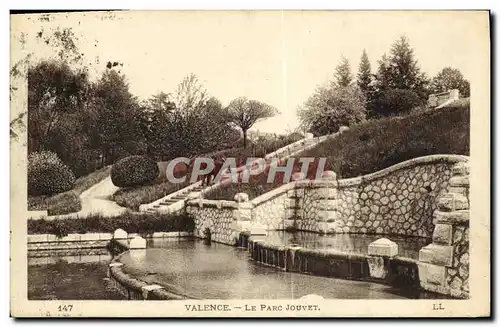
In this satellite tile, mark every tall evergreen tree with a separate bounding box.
[335,56,353,87]
[357,50,372,93]
[357,50,377,118]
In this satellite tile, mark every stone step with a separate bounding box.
[159,201,178,206]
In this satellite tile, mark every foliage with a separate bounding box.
[226,97,279,148]
[357,50,376,118]
[375,36,429,98]
[111,155,160,187]
[429,67,470,97]
[27,212,195,237]
[28,165,112,215]
[208,105,469,200]
[335,56,353,87]
[374,88,424,116]
[112,132,305,209]
[45,191,82,216]
[297,83,367,136]
[27,60,91,153]
[28,151,75,196]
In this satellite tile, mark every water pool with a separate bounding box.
[118,238,445,300]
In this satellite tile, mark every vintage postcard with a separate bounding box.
[10,10,490,318]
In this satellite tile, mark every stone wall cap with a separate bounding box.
[337,155,469,188]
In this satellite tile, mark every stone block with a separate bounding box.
[129,236,147,249]
[419,244,453,267]
[231,220,251,233]
[447,186,468,196]
[80,233,101,241]
[419,262,446,286]
[250,225,267,236]
[432,224,453,245]
[234,193,249,203]
[292,172,306,181]
[452,162,470,176]
[187,192,201,200]
[113,228,128,240]
[27,234,49,243]
[368,238,398,257]
[449,176,469,188]
[321,170,337,180]
[367,256,388,279]
[433,210,469,225]
[437,193,469,212]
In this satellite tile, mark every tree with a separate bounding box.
[297,83,367,136]
[173,73,208,111]
[375,36,429,100]
[357,50,372,92]
[90,69,141,165]
[357,50,376,117]
[226,97,279,148]
[334,56,353,87]
[27,60,91,153]
[430,67,470,97]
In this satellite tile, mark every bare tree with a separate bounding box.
[173,73,208,112]
[226,97,279,148]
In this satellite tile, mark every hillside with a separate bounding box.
[205,104,470,201]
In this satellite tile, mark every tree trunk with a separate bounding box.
[243,129,247,148]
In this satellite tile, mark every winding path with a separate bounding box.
[76,176,127,217]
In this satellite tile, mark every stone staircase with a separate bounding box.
[139,133,336,214]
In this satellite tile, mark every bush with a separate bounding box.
[298,84,367,135]
[27,212,195,237]
[111,155,159,187]
[28,151,76,196]
[375,88,423,116]
[46,191,82,216]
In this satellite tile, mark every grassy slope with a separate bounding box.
[111,135,304,210]
[28,165,112,215]
[205,105,470,201]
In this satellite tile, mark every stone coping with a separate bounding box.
[251,183,295,205]
[247,236,420,262]
[27,231,192,243]
[108,247,196,300]
[186,199,239,209]
[337,155,469,188]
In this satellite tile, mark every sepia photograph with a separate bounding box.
[9,9,490,318]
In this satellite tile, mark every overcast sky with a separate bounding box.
[12,10,488,134]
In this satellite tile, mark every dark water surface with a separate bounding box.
[119,238,442,300]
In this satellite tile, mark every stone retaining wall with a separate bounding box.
[186,155,468,244]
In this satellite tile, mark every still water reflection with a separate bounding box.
[119,238,442,300]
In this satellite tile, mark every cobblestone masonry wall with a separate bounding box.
[185,201,237,245]
[336,162,453,238]
[186,155,468,241]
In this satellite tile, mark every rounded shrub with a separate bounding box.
[111,155,159,187]
[28,151,76,196]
